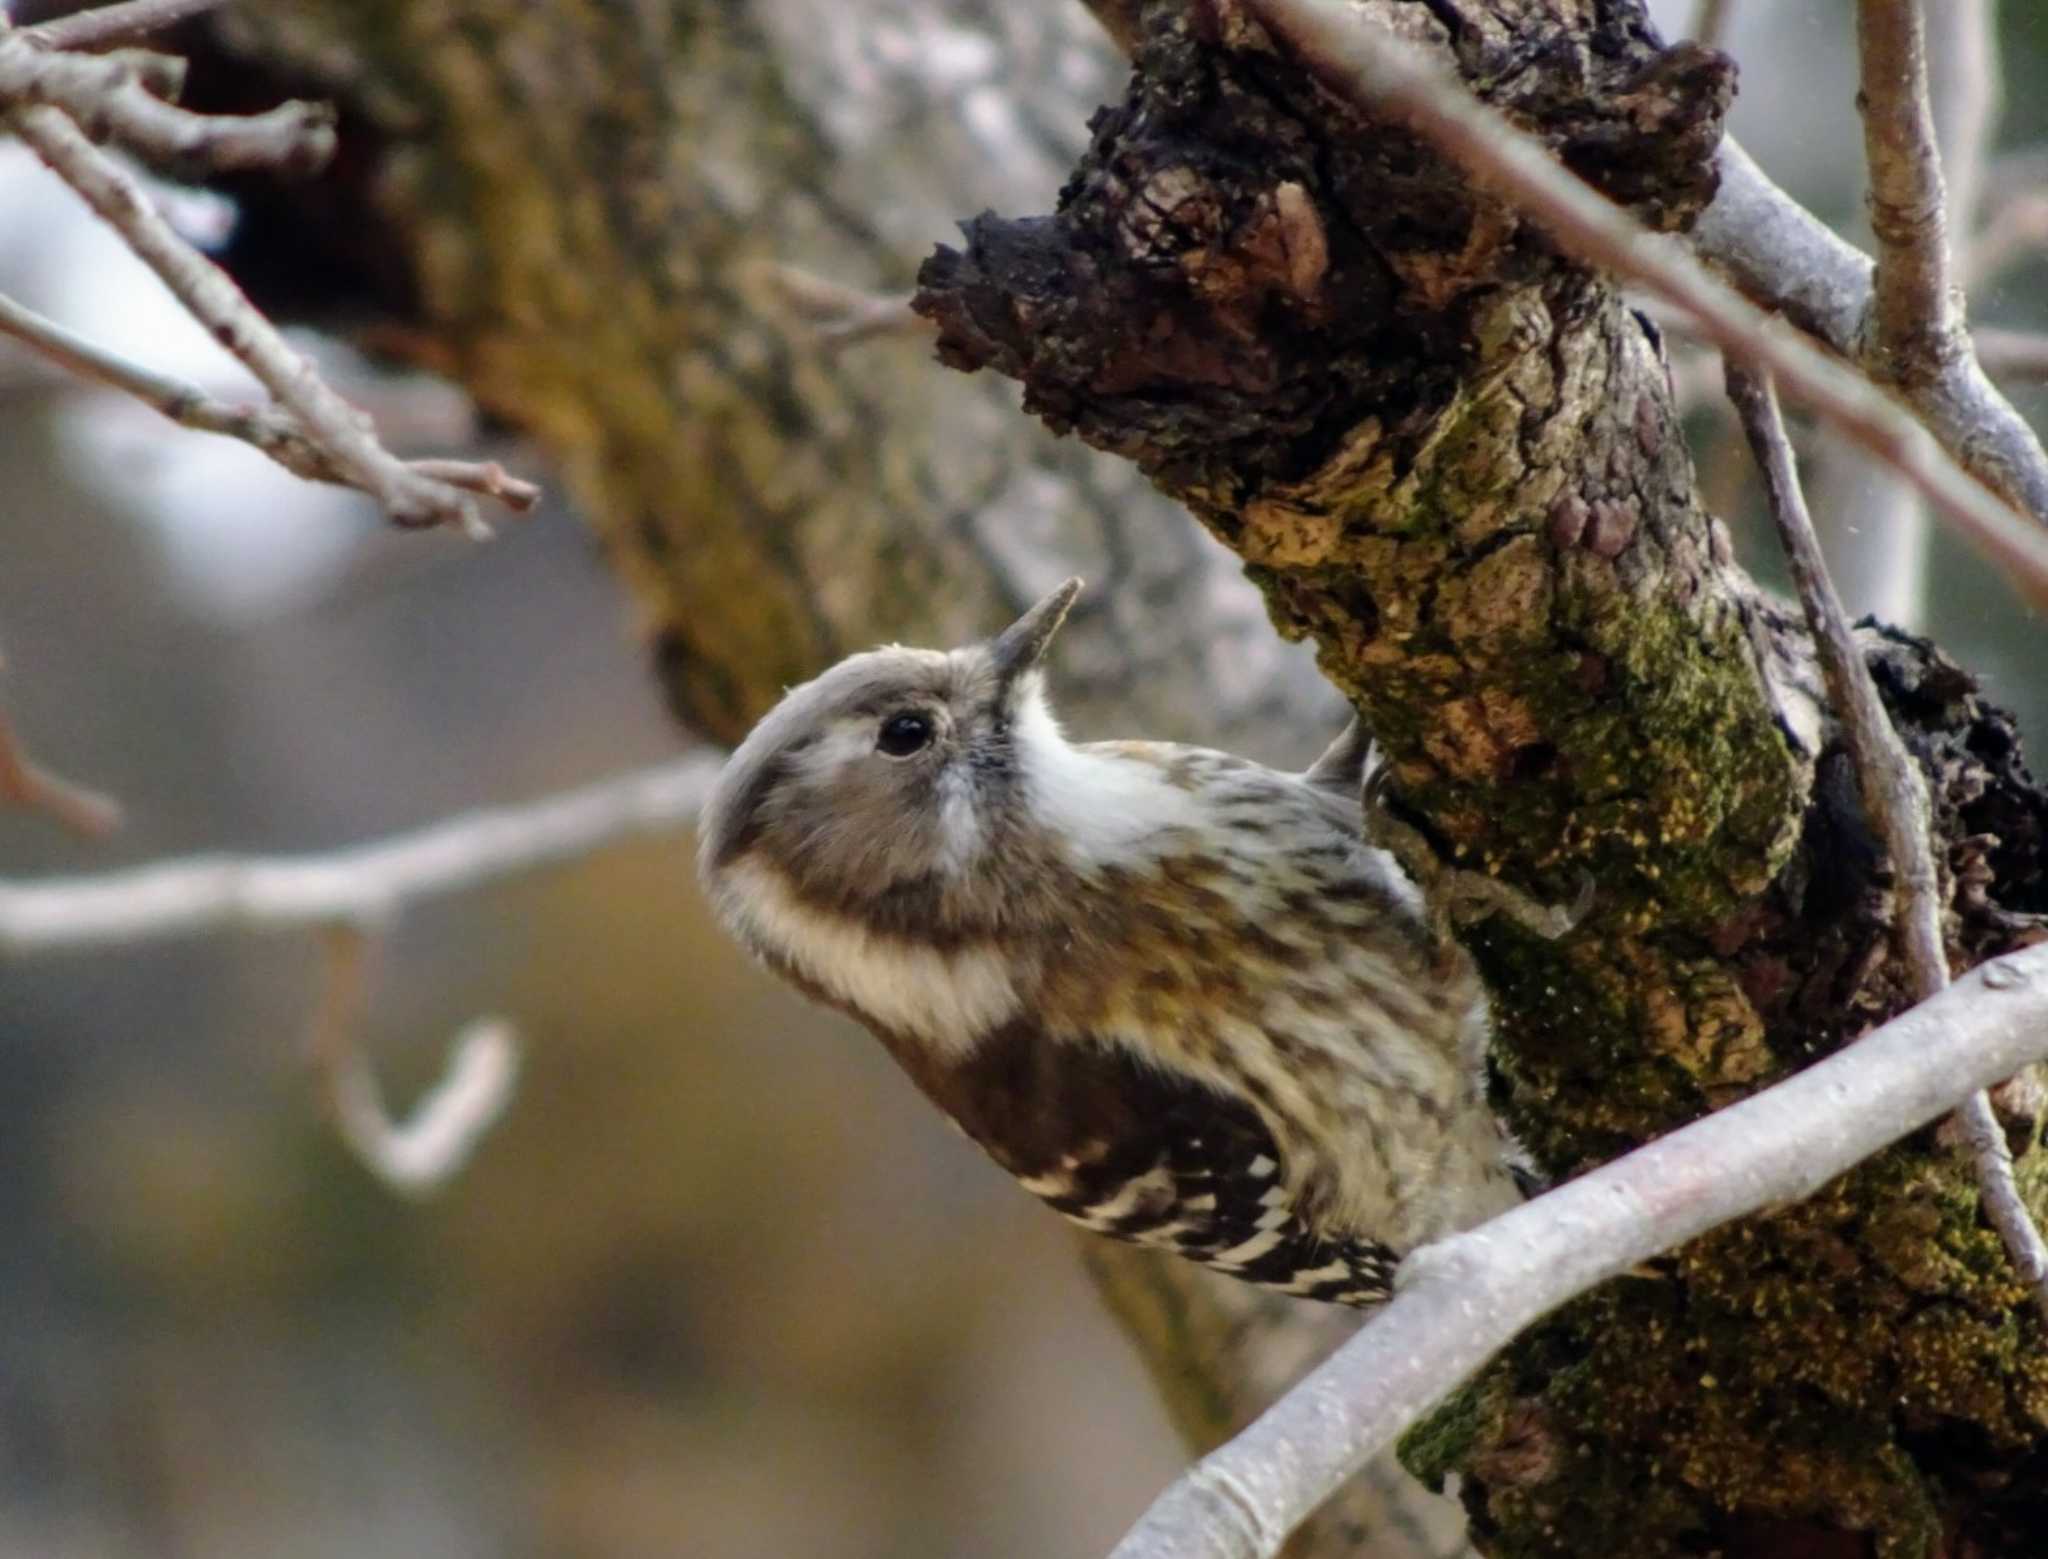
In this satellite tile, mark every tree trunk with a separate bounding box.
[201,0,2048,1553]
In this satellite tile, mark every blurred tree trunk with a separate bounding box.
[200,0,2048,1554]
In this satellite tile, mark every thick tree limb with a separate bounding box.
[1108,940,2048,1559]
[1245,0,2048,602]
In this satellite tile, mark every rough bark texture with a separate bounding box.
[172,0,1463,1553]
[910,2,2048,1553]
[150,0,2048,1552]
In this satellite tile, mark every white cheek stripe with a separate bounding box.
[715,857,1017,1056]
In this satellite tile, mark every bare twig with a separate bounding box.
[0,290,539,509]
[1688,0,1732,50]
[754,263,934,349]
[308,925,520,1195]
[1975,327,2048,381]
[26,0,228,52]
[0,756,716,1189]
[0,705,123,838]
[0,754,719,954]
[1726,365,2048,1327]
[1965,189,2048,289]
[1933,0,2000,250]
[4,100,515,534]
[1241,0,2048,603]
[1813,0,2001,626]
[1857,0,1962,386]
[1107,941,2048,1559]
[0,35,336,176]
[1699,141,2048,526]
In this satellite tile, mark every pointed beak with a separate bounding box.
[989,578,1082,691]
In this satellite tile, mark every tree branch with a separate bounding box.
[0,44,535,535]
[0,289,538,509]
[25,0,229,52]
[1107,940,2048,1559]
[0,703,122,838]
[1856,0,1962,387]
[1725,365,2048,1327]
[1698,142,2048,526]
[1242,0,2048,603]
[308,925,521,1196]
[0,33,336,175]
[0,754,720,954]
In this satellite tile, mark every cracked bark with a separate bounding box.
[146,0,2048,1550]
[912,2,2048,1553]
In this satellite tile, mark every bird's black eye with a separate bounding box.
[877,711,934,757]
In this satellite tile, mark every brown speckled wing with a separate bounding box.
[895,1020,1397,1307]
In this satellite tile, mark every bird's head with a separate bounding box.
[696,579,1083,925]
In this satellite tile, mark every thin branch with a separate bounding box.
[26,0,228,52]
[753,262,935,349]
[0,36,336,176]
[1856,0,1962,387]
[1965,189,2048,289]
[1687,0,1732,50]
[5,99,514,534]
[1975,327,2048,381]
[1726,366,2048,1326]
[308,925,520,1196]
[0,289,540,509]
[1241,0,2048,604]
[0,754,721,955]
[1932,0,2000,246]
[1107,940,2048,1559]
[0,705,123,838]
[1700,141,2048,525]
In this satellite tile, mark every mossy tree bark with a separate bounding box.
[913,3,2048,1554]
[176,0,2048,1552]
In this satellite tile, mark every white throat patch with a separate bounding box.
[712,855,1018,1056]
[1009,681,1205,870]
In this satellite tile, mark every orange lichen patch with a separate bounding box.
[1420,687,1545,784]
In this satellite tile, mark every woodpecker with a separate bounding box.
[696,581,1521,1305]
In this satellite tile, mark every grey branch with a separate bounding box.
[1687,0,1732,49]
[1107,940,2048,1559]
[1855,0,1962,388]
[2,89,530,534]
[309,925,521,1197]
[26,0,229,52]
[1725,365,2048,1326]
[0,754,721,955]
[1698,145,2048,526]
[0,34,335,175]
[0,703,123,838]
[0,290,539,511]
[1976,327,2048,381]
[1243,0,2048,603]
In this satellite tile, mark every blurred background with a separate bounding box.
[2,2,2046,1556]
